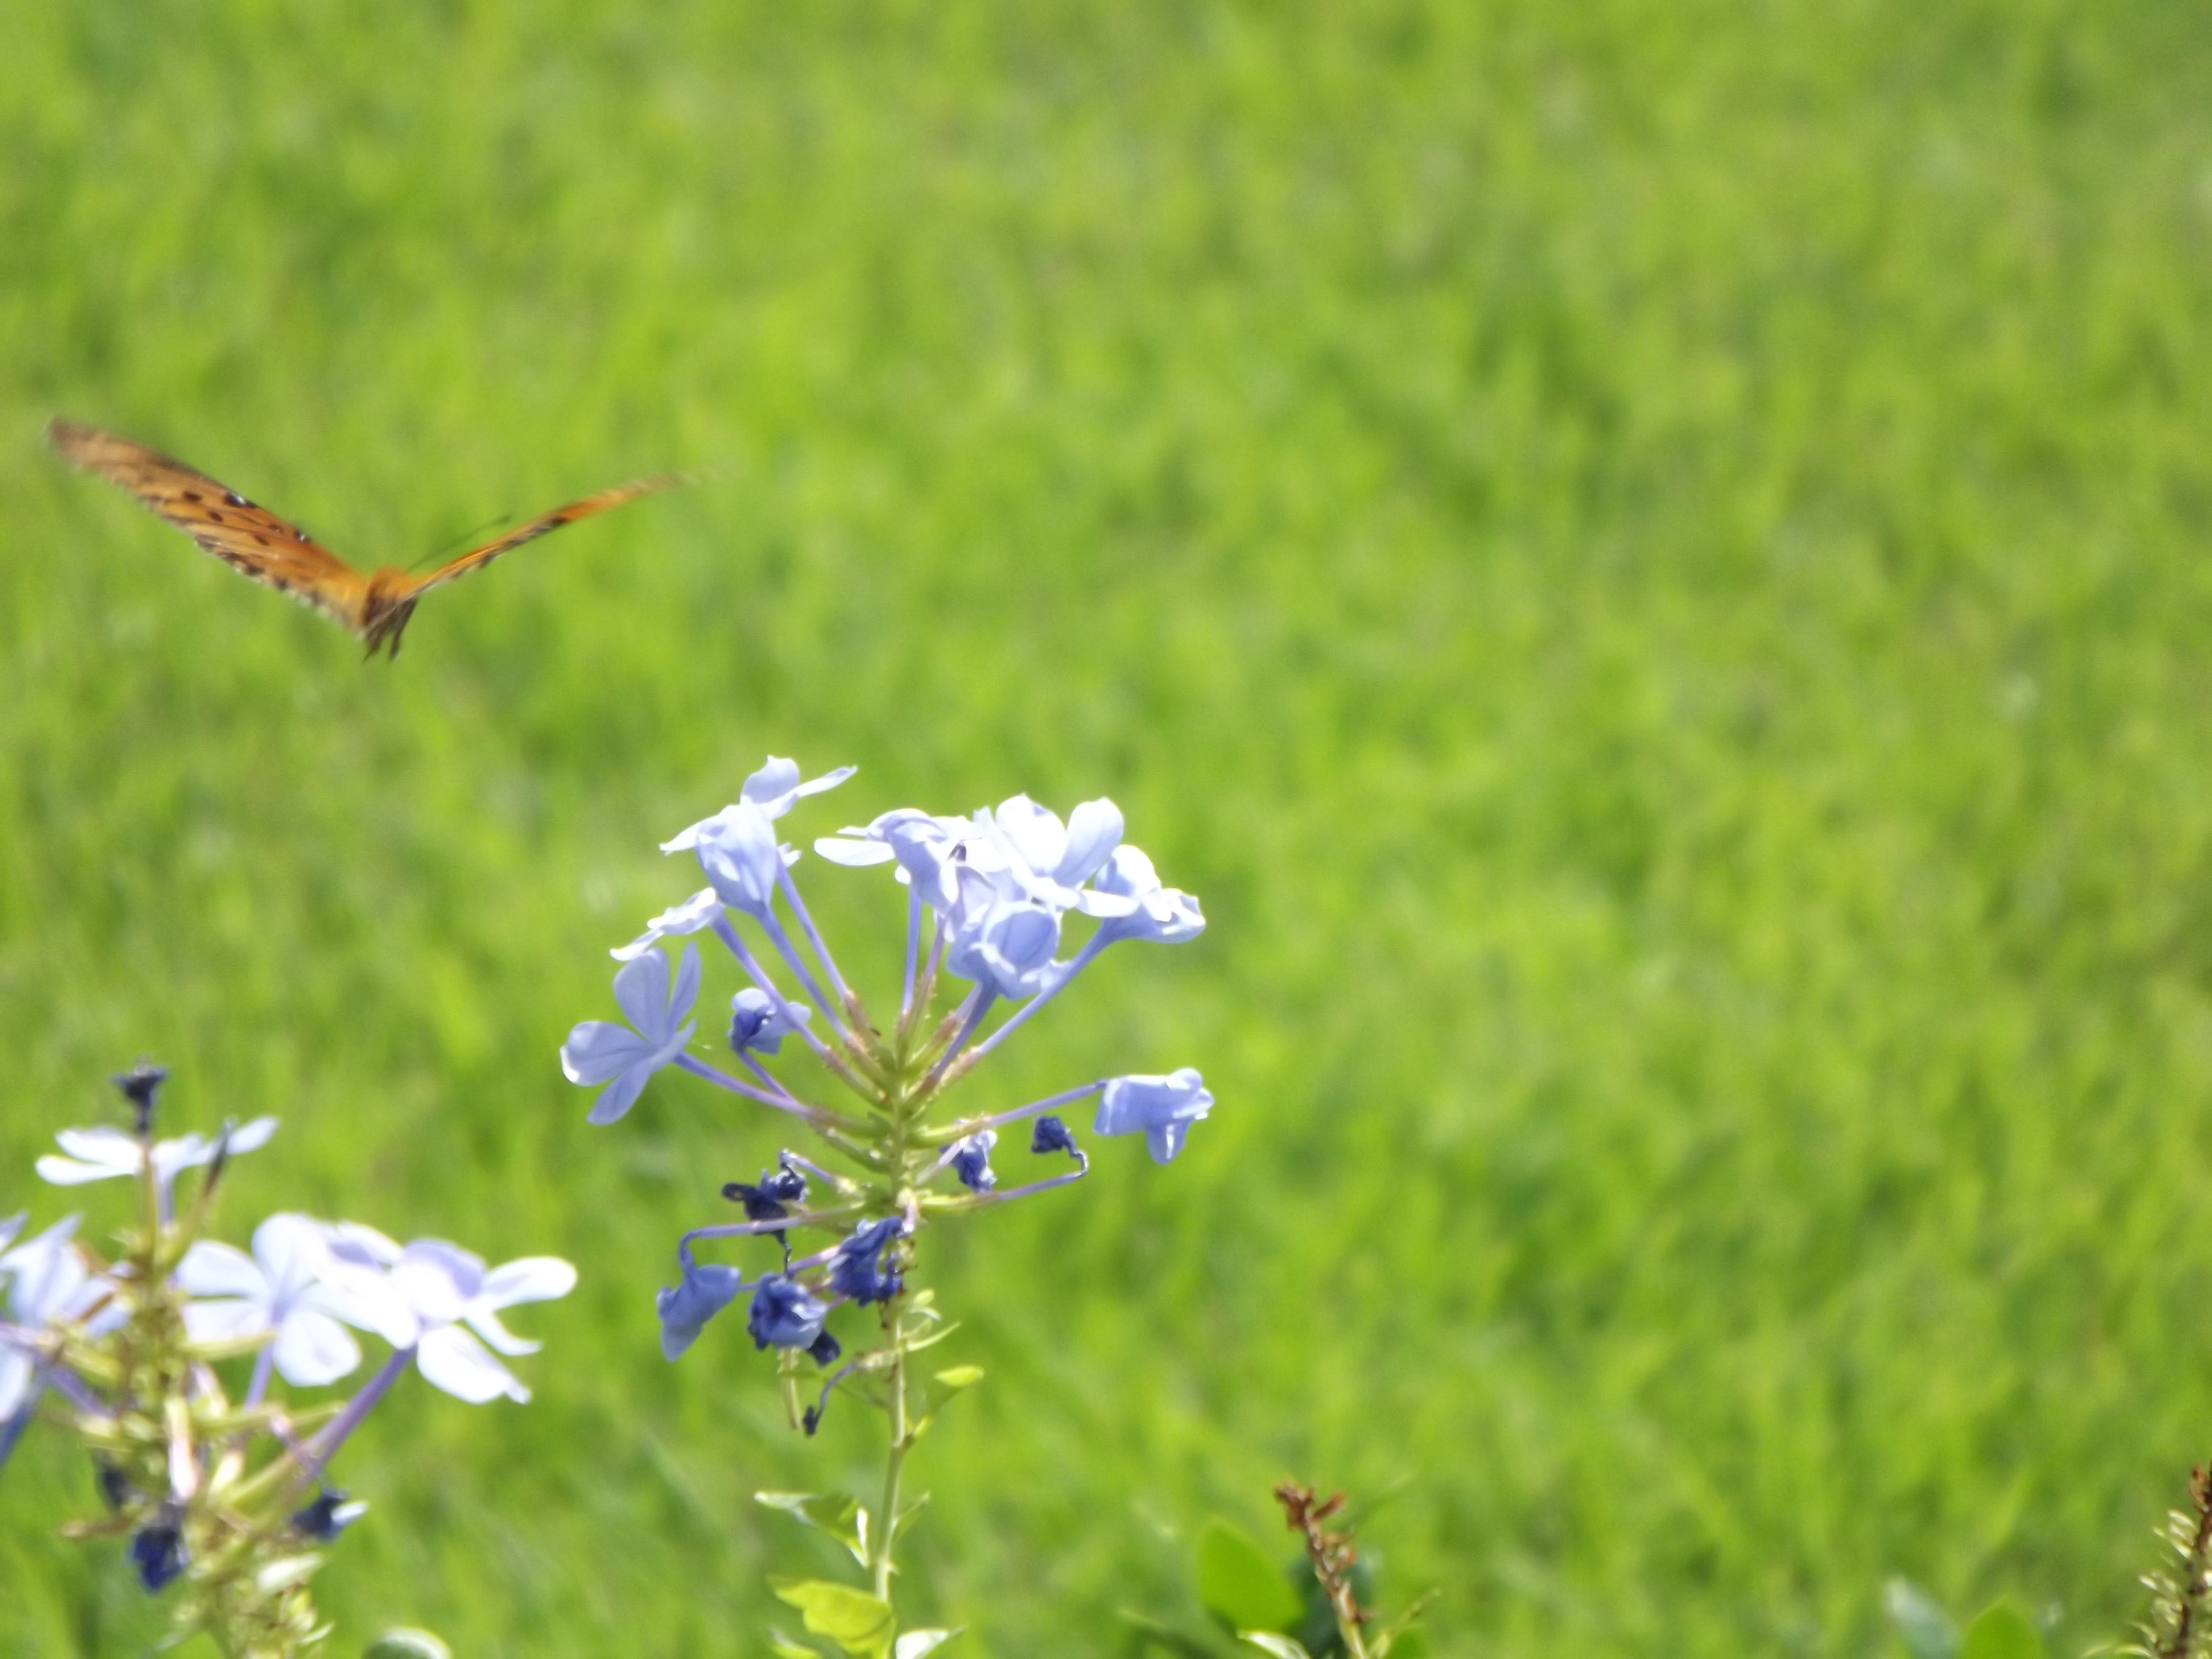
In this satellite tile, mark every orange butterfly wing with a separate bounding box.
[47,420,372,633]
[403,474,685,597]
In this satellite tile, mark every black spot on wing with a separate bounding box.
[224,492,249,508]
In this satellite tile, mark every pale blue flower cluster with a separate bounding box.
[559,757,1214,1375]
[2,1105,575,1505]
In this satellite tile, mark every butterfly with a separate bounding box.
[48,419,681,657]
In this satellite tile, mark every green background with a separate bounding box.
[5,1,2212,1652]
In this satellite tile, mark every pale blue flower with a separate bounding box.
[1093,1069,1213,1164]
[611,887,723,963]
[0,1216,121,1422]
[178,1214,408,1390]
[993,794,1125,894]
[561,945,701,1125]
[734,756,856,819]
[944,863,1064,1000]
[1092,846,1206,946]
[36,1117,279,1206]
[382,1241,578,1404]
[657,1260,743,1360]
[729,987,811,1056]
[815,808,973,906]
[658,758,852,916]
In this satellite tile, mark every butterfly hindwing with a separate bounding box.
[47,420,370,630]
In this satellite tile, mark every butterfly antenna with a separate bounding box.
[406,512,513,573]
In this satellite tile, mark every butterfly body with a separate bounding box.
[47,419,677,657]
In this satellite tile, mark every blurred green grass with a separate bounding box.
[6,0,2212,1652]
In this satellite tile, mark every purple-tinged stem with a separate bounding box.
[953,1151,1091,1207]
[676,1054,819,1120]
[298,1347,411,1485]
[244,1347,276,1409]
[777,864,853,1008]
[963,934,1111,1066]
[901,889,922,1019]
[713,918,832,1061]
[678,1219,854,1272]
[933,1079,1108,1141]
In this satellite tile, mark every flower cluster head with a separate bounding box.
[559,756,1212,1437]
[1,1065,574,1654]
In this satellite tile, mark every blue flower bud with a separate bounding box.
[747,1274,829,1349]
[112,1063,168,1136]
[951,1130,996,1193]
[722,1162,807,1221]
[807,1329,842,1367]
[1030,1116,1078,1157]
[129,1512,187,1592]
[291,1488,367,1542]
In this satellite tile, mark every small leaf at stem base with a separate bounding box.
[771,1577,897,1657]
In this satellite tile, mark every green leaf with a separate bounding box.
[757,1491,871,1567]
[1116,1609,1231,1658]
[1238,1635,1312,1659]
[930,1365,984,1395]
[363,1634,452,1659]
[1196,1518,1304,1635]
[1884,1579,1960,1659]
[893,1630,963,1658]
[770,1577,897,1658]
[1959,1604,2045,1659]
[768,1639,824,1659]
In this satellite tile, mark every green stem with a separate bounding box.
[872,1325,909,1605]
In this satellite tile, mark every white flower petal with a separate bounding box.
[324,1221,403,1268]
[481,1257,578,1309]
[34,1155,124,1186]
[224,1117,280,1157]
[812,837,896,866]
[251,1214,331,1306]
[183,1297,272,1344]
[177,1242,269,1302]
[393,1241,484,1322]
[415,1324,527,1404]
[301,1260,415,1343]
[272,1309,362,1387]
[0,1349,34,1420]
[52,1128,142,1173]
[463,1307,540,1357]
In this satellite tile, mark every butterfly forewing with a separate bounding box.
[47,420,370,630]
[406,474,684,596]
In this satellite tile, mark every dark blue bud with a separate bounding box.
[291,1488,363,1542]
[723,1162,808,1220]
[952,1134,995,1193]
[113,1063,168,1136]
[94,1460,132,1511]
[807,1329,842,1368]
[130,1513,188,1592]
[1031,1115,1078,1156]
